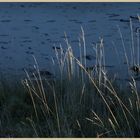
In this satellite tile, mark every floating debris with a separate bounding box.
[52,46,61,50]
[28,47,32,50]
[130,16,139,20]
[44,33,49,36]
[85,55,94,60]
[120,19,129,22]
[25,51,34,54]
[130,65,140,75]
[32,26,39,30]
[86,66,95,71]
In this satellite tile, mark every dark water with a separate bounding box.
[0,2,140,85]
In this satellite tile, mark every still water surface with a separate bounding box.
[0,3,140,85]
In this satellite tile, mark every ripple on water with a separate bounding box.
[47,20,56,23]
[24,19,32,22]
[1,19,11,22]
[1,46,7,50]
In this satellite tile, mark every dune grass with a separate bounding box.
[0,23,140,137]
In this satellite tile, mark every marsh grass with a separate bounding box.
[0,24,140,137]
[22,27,139,137]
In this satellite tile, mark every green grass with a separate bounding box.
[0,26,140,137]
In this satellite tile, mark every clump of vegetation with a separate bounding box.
[0,24,140,137]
